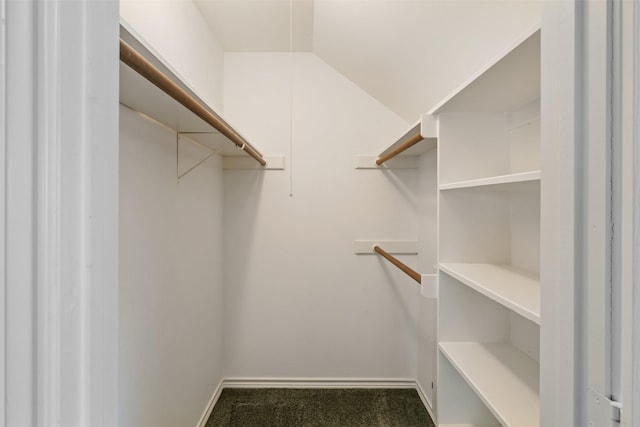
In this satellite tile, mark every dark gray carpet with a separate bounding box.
[206,388,435,426]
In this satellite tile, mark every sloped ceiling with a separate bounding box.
[195,0,314,51]
[195,0,541,121]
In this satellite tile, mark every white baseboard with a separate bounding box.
[222,377,416,389]
[415,381,436,423]
[196,378,224,427]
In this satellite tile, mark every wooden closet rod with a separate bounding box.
[373,245,421,284]
[376,132,423,166]
[120,39,267,167]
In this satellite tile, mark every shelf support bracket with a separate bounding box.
[176,132,216,180]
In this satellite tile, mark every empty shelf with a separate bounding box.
[119,24,265,163]
[439,263,540,324]
[439,342,540,427]
[439,171,541,191]
[377,116,438,162]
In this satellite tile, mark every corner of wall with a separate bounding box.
[119,0,225,111]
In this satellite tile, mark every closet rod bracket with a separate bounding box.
[176,132,216,180]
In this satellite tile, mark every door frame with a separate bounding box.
[3,0,119,425]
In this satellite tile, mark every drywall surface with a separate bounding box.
[194,0,314,52]
[222,52,420,380]
[119,105,224,427]
[417,150,438,409]
[313,0,541,121]
[120,0,225,111]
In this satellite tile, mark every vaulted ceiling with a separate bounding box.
[194,0,314,51]
[194,0,541,122]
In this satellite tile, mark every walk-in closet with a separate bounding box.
[114,0,634,426]
[3,0,637,425]
[117,3,540,422]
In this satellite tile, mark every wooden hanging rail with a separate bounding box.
[376,131,423,166]
[119,39,267,167]
[373,245,421,284]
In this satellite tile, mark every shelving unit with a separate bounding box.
[354,114,437,169]
[377,118,437,163]
[433,26,541,426]
[119,23,283,170]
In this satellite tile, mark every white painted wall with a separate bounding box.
[313,0,541,122]
[194,0,314,52]
[120,0,225,111]
[118,4,227,425]
[222,52,421,380]
[119,105,224,427]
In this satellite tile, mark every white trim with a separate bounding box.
[31,0,119,425]
[36,0,61,424]
[0,0,7,427]
[196,379,224,427]
[623,1,640,425]
[83,1,119,424]
[540,2,580,425]
[415,380,436,423]
[5,1,38,424]
[582,0,614,413]
[221,377,417,389]
[0,0,6,423]
[633,4,640,424]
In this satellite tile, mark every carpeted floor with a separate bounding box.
[206,388,435,426]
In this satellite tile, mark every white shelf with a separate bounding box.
[439,171,540,191]
[439,263,540,324]
[119,23,263,158]
[378,121,437,158]
[377,115,438,158]
[439,342,540,427]
[429,27,540,114]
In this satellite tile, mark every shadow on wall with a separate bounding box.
[222,167,265,347]
[377,256,421,342]
[381,168,420,210]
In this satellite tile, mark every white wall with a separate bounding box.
[118,4,226,425]
[119,105,224,427]
[313,0,541,122]
[120,0,225,111]
[222,52,421,380]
